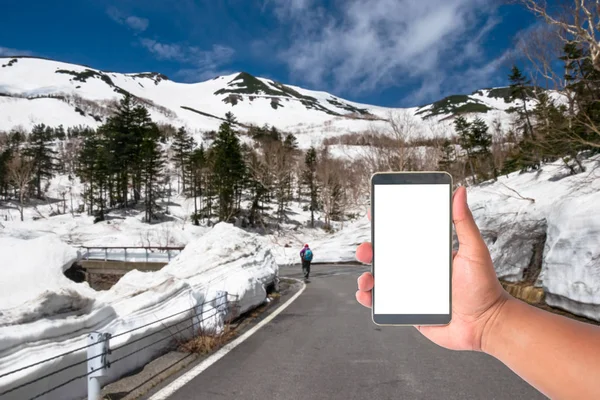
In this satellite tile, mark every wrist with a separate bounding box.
[480,293,515,355]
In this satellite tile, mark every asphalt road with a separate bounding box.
[164,264,546,400]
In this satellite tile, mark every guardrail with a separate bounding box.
[80,246,185,263]
[0,292,240,400]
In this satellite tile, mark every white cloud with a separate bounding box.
[140,39,185,61]
[140,39,235,81]
[267,0,507,103]
[264,0,314,18]
[0,46,33,56]
[126,16,149,32]
[107,7,149,32]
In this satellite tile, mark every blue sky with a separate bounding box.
[0,0,538,107]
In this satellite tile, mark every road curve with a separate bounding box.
[155,265,545,400]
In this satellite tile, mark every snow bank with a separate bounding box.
[466,158,600,320]
[0,223,278,400]
[0,236,94,326]
[542,189,600,320]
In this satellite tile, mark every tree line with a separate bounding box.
[436,50,600,185]
[0,95,353,228]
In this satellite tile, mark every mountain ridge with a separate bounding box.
[0,56,541,148]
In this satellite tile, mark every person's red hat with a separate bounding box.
[304,244,309,247]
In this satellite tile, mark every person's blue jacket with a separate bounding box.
[300,246,312,261]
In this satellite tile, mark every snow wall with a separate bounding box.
[0,223,278,400]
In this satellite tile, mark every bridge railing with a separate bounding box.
[80,246,185,263]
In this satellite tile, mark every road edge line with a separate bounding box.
[147,278,306,400]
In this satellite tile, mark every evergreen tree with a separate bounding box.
[25,123,57,198]
[508,65,540,170]
[508,66,535,138]
[454,116,476,183]
[246,151,269,227]
[533,92,584,173]
[561,42,600,151]
[0,148,12,200]
[470,118,496,180]
[437,139,456,172]
[77,128,110,220]
[211,116,246,221]
[189,145,207,225]
[131,104,157,204]
[55,125,66,140]
[140,122,164,223]
[224,111,237,126]
[284,133,299,150]
[104,94,137,207]
[172,126,194,193]
[303,147,318,228]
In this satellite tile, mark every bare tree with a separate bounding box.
[316,147,347,230]
[7,152,34,221]
[519,0,600,72]
[516,0,600,151]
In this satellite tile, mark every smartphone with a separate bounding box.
[371,172,452,326]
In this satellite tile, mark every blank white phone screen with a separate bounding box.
[373,184,450,315]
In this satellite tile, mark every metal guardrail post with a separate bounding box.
[167,250,171,261]
[104,248,108,262]
[124,247,127,262]
[87,332,111,400]
[145,248,149,263]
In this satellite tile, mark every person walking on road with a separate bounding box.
[300,244,313,280]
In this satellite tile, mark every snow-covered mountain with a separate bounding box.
[1,56,537,148]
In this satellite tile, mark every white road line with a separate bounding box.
[148,278,307,400]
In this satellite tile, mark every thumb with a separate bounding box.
[452,186,485,250]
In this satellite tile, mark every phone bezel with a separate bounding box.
[370,171,453,326]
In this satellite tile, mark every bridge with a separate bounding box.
[76,246,185,289]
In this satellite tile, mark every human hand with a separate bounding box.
[355,186,510,352]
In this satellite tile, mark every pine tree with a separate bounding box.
[0,148,10,200]
[25,123,57,198]
[131,104,157,204]
[437,139,456,172]
[246,150,269,227]
[211,116,246,221]
[104,94,137,207]
[454,116,476,183]
[561,42,600,152]
[225,111,237,126]
[508,66,541,170]
[470,118,495,180]
[140,122,164,223]
[533,92,584,173]
[303,147,318,228]
[77,128,110,220]
[189,145,206,224]
[55,125,66,140]
[283,133,299,201]
[508,66,535,138]
[172,126,194,193]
